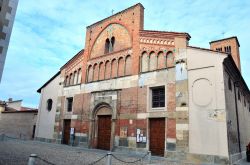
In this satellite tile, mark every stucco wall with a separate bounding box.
[0,112,37,139]
[35,75,60,139]
[187,47,228,157]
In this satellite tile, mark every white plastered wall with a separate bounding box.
[187,48,229,157]
[35,75,60,139]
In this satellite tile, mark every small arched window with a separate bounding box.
[228,78,232,91]
[105,38,110,54]
[104,37,115,54]
[47,99,53,111]
[111,37,115,52]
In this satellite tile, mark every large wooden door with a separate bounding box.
[97,115,111,150]
[63,120,71,145]
[149,118,165,156]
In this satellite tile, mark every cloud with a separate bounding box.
[0,0,250,107]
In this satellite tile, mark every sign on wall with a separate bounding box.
[136,128,146,143]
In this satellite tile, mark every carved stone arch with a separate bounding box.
[92,102,113,119]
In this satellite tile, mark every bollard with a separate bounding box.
[148,151,151,164]
[28,154,37,165]
[106,152,112,165]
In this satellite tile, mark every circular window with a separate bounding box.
[47,99,53,111]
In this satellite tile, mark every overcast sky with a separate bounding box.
[0,0,250,108]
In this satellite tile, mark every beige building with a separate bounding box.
[0,99,37,139]
[35,4,250,164]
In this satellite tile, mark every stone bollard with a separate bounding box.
[27,154,37,165]
[148,151,151,164]
[106,152,112,165]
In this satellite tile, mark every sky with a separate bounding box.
[0,0,250,108]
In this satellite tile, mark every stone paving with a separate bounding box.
[0,138,182,165]
[1,138,248,165]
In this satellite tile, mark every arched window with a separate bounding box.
[111,37,115,52]
[47,99,53,111]
[105,38,110,54]
[228,78,232,91]
[104,37,115,54]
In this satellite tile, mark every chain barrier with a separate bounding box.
[88,154,107,165]
[36,156,57,165]
[111,151,149,164]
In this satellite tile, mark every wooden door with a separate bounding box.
[63,120,71,145]
[97,115,111,150]
[149,118,165,156]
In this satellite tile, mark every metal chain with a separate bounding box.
[88,154,107,165]
[36,156,57,165]
[111,152,149,164]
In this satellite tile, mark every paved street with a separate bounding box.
[0,138,176,165]
[0,138,249,165]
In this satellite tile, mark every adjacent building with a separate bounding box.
[35,3,250,164]
[0,0,19,82]
[0,98,37,139]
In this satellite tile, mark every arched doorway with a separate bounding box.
[91,103,114,150]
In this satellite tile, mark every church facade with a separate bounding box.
[35,3,250,164]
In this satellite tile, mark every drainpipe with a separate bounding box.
[233,81,241,153]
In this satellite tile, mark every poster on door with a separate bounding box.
[136,128,146,143]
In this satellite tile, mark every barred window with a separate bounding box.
[152,87,165,108]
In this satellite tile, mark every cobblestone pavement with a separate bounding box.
[0,139,184,165]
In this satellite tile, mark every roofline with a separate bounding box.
[37,71,60,93]
[140,30,191,40]
[224,55,250,96]
[60,49,84,70]
[87,3,144,28]
[2,110,38,113]
[188,46,228,54]
[209,36,240,47]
